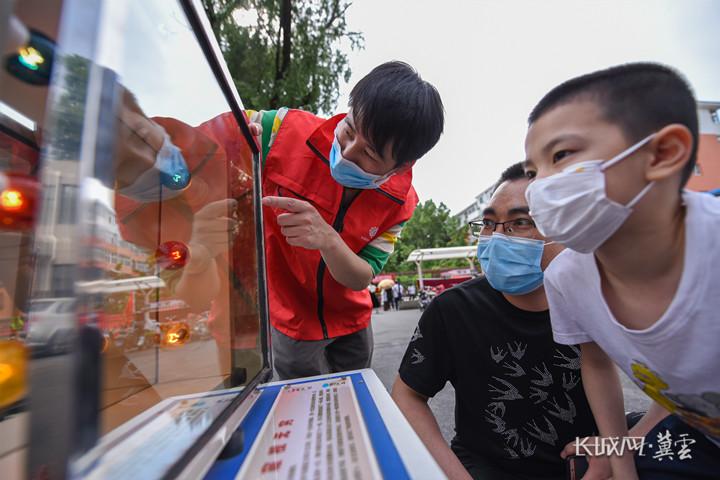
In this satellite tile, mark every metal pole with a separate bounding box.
[416,261,424,290]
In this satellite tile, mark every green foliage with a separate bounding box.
[383,200,473,273]
[202,0,363,114]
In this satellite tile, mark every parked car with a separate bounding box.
[25,298,76,357]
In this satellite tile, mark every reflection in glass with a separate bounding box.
[88,0,263,435]
[3,1,265,475]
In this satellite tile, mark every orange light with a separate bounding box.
[1,189,24,211]
[171,249,182,261]
[0,173,38,231]
[161,321,190,348]
[0,363,13,383]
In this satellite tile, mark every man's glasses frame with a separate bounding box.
[468,218,536,237]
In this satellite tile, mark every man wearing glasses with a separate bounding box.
[391,162,597,479]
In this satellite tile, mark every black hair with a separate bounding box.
[528,62,698,186]
[492,162,527,194]
[349,61,444,166]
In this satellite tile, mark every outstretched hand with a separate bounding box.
[188,198,238,267]
[262,196,336,251]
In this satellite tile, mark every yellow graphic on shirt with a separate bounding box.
[631,361,720,438]
[631,362,675,412]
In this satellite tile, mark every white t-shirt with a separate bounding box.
[545,190,720,446]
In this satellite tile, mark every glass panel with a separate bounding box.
[3,1,265,474]
[57,184,78,224]
[0,5,47,475]
[83,0,263,435]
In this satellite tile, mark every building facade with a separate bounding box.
[686,101,720,193]
[455,184,494,225]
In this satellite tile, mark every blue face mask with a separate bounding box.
[118,135,191,202]
[329,137,392,189]
[476,233,545,295]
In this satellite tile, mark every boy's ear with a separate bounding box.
[646,124,694,183]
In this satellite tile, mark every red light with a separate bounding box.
[155,241,190,270]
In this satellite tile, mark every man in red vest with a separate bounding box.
[256,61,444,379]
[115,62,444,380]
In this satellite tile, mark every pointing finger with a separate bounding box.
[262,196,313,213]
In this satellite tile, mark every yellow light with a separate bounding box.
[1,189,24,211]
[17,46,45,70]
[0,340,27,409]
[167,332,180,344]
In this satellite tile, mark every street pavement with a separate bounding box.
[370,306,652,443]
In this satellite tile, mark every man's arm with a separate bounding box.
[262,196,372,290]
[581,341,639,479]
[391,377,471,480]
[320,231,374,290]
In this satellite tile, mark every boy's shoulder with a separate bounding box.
[544,191,720,289]
[544,248,595,289]
[685,190,720,219]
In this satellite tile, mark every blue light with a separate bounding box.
[160,164,190,190]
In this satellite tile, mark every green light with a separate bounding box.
[17,47,44,71]
[5,30,55,86]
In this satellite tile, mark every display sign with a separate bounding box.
[74,389,259,480]
[70,370,444,480]
[235,376,382,479]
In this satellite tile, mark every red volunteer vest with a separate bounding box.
[263,110,418,340]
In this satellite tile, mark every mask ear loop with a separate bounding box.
[599,133,656,208]
[626,181,654,208]
[600,133,656,171]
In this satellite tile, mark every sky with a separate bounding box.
[335,0,720,214]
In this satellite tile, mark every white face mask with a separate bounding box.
[525,133,655,254]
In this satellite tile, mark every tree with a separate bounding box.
[384,200,471,273]
[49,55,89,160]
[202,0,363,114]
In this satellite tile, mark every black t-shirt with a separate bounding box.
[399,277,597,479]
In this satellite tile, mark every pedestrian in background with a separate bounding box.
[391,283,401,310]
[368,284,380,314]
